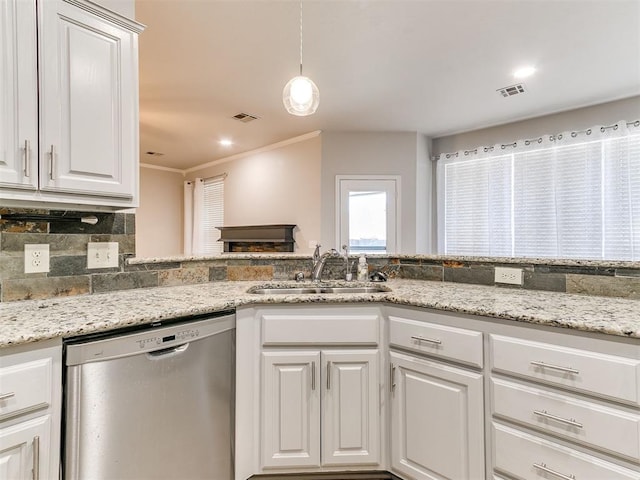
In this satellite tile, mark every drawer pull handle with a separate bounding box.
[530,361,579,375]
[0,392,15,401]
[533,462,576,480]
[32,435,40,480]
[411,335,442,345]
[534,410,583,428]
[327,361,332,390]
[311,361,316,391]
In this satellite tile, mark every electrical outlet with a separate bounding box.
[87,242,119,269]
[495,266,523,285]
[24,244,50,273]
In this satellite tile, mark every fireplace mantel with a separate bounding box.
[218,224,296,252]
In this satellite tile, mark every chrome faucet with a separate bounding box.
[311,246,340,282]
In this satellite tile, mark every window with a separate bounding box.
[202,176,224,254]
[336,176,400,253]
[184,175,225,255]
[437,123,640,260]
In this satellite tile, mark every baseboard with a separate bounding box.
[249,470,401,480]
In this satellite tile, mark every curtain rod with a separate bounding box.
[434,119,640,160]
[185,173,228,185]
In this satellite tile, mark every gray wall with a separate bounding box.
[320,131,431,254]
[432,95,640,154]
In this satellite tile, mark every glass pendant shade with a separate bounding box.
[283,75,319,116]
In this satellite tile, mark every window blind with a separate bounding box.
[438,126,640,261]
[202,176,224,255]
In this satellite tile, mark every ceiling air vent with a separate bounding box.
[497,83,526,98]
[232,112,259,123]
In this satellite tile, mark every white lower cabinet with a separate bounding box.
[0,416,51,480]
[322,350,380,466]
[389,351,485,480]
[0,339,62,480]
[261,351,321,469]
[236,305,383,480]
[490,332,640,479]
[493,422,639,480]
[261,349,380,469]
[238,304,640,480]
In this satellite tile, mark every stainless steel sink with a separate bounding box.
[248,285,389,295]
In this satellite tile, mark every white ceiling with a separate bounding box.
[135,0,640,171]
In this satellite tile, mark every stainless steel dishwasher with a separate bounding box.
[64,312,235,480]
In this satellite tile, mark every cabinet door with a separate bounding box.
[390,351,485,480]
[0,0,38,191]
[0,415,51,480]
[39,0,139,201]
[261,351,321,469]
[322,350,380,467]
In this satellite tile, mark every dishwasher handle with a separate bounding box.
[146,343,189,358]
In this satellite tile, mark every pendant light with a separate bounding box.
[283,0,319,116]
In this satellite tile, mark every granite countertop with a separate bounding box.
[1,279,639,348]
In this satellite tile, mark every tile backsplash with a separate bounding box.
[0,208,135,301]
[1,207,639,302]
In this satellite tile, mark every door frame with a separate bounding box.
[335,175,401,253]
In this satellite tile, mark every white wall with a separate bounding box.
[136,167,184,257]
[187,135,322,254]
[433,96,640,154]
[320,131,431,254]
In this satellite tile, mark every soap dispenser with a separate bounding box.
[357,255,368,281]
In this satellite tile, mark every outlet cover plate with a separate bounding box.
[495,266,523,285]
[24,244,50,273]
[87,242,119,269]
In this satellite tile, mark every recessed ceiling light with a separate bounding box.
[219,139,233,147]
[513,66,536,79]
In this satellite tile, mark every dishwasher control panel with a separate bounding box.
[135,328,200,349]
[65,314,235,366]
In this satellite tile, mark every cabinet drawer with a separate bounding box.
[493,423,640,480]
[492,378,640,461]
[491,334,640,405]
[262,314,379,345]
[389,316,483,367]
[0,358,52,421]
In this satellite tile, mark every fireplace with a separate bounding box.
[218,224,296,252]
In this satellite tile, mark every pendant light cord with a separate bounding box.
[299,0,303,76]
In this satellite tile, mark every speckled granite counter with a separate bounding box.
[1,279,639,348]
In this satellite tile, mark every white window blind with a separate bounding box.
[437,122,640,261]
[202,176,224,255]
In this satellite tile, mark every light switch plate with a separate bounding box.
[24,244,50,273]
[87,242,119,269]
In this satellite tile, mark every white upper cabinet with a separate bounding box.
[0,0,143,210]
[0,0,38,190]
